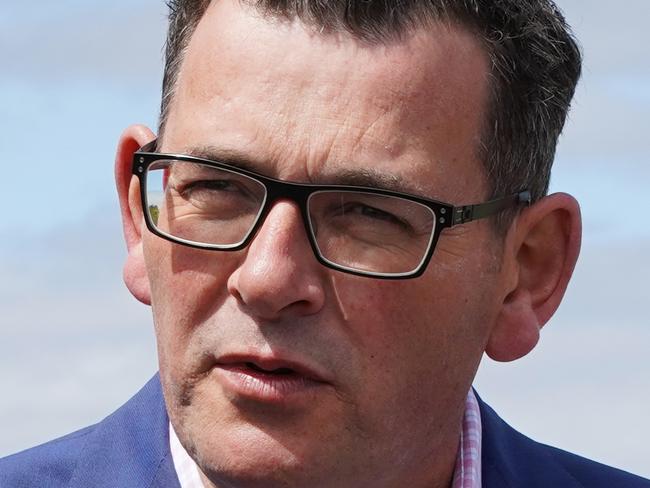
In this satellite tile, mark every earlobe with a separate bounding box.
[486,288,540,362]
[115,125,157,305]
[486,193,582,362]
[123,244,152,305]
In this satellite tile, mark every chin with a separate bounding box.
[189,423,317,488]
[167,369,359,487]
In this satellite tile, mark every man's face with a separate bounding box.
[143,1,503,486]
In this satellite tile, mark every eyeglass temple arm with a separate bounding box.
[452,190,531,225]
[137,139,158,153]
[132,140,531,226]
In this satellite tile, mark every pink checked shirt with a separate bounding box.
[170,389,482,488]
[452,389,483,488]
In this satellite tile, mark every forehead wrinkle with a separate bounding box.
[170,1,490,205]
[348,97,406,157]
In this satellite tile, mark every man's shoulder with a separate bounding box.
[0,424,97,487]
[542,441,650,487]
[478,394,650,488]
[0,375,180,488]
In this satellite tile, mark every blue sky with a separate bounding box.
[1,0,649,478]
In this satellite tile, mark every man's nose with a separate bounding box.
[227,201,326,321]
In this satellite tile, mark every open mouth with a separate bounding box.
[244,362,296,376]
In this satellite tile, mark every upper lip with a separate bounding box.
[215,353,330,383]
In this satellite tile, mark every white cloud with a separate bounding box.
[1,1,165,232]
[0,208,157,454]
[557,0,650,77]
[558,77,650,159]
[2,1,167,84]
[475,322,650,478]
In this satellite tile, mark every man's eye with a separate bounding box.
[176,179,255,202]
[342,203,408,228]
[181,180,238,193]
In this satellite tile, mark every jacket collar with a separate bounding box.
[477,392,583,488]
[68,374,180,488]
[65,375,586,488]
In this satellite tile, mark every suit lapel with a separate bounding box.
[63,379,590,487]
[68,374,181,488]
[478,393,583,488]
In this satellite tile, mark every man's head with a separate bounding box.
[115,1,582,486]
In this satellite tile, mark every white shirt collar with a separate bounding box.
[170,422,205,488]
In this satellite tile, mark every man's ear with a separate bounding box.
[486,193,582,362]
[115,125,156,305]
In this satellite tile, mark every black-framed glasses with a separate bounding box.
[133,141,530,279]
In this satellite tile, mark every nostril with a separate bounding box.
[230,286,244,303]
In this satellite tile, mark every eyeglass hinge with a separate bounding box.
[453,206,474,225]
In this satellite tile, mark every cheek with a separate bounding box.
[143,236,240,372]
[330,269,495,461]
[333,261,495,400]
[336,275,477,363]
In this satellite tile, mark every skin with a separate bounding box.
[115,1,582,486]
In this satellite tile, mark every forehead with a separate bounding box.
[164,0,490,201]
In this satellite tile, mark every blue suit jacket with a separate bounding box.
[1,375,648,487]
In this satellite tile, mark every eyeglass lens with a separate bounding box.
[144,160,437,275]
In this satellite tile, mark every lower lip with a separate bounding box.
[214,364,327,404]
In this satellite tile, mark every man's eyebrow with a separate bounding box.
[329,169,428,197]
[181,145,429,197]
